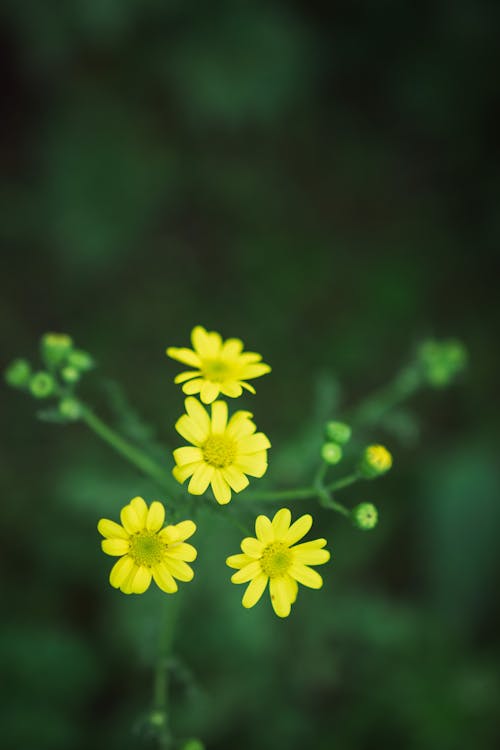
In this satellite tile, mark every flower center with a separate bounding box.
[129,531,164,567]
[202,435,236,468]
[260,542,292,578]
[202,359,231,382]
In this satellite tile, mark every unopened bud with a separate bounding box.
[360,444,392,478]
[29,371,56,399]
[67,349,94,371]
[321,442,343,465]
[59,397,81,420]
[325,421,352,444]
[5,359,31,388]
[41,332,73,367]
[61,366,80,384]
[352,502,378,530]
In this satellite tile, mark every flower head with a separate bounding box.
[360,444,393,478]
[352,502,378,530]
[173,397,270,505]
[98,497,197,594]
[226,508,330,618]
[166,325,271,403]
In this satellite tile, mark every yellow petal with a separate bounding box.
[240,381,256,394]
[182,378,204,395]
[211,470,232,504]
[293,548,330,565]
[255,514,274,544]
[242,573,268,608]
[191,326,222,358]
[283,514,313,546]
[238,433,272,454]
[131,566,152,594]
[174,370,200,384]
[221,465,249,493]
[292,538,327,552]
[175,414,208,446]
[147,501,165,531]
[172,520,197,541]
[226,411,256,440]
[119,568,137,594]
[270,577,292,618]
[185,396,211,434]
[153,562,178,593]
[283,574,298,604]
[234,452,268,478]
[240,363,271,379]
[221,338,243,358]
[173,446,203,466]
[165,557,194,582]
[172,462,201,484]
[109,555,135,588]
[120,505,143,534]
[289,563,323,589]
[101,539,129,556]
[210,400,228,433]
[129,496,148,525]
[219,382,243,398]
[271,508,292,538]
[226,553,252,569]
[164,542,197,562]
[97,519,128,540]
[200,382,220,403]
[188,464,214,495]
[240,537,264,558]
[166,347,201,368]
[231,561,262,584]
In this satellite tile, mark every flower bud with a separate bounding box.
[4,358,31,388]
[149,711,165,728]
[360,444,392,478]
[59,397,82,420]
[321,442,343,465]
[352,502,378,530]
[29,371,56,399]
[181,740,205,750]
[325,420,352,444]
[40,332,73,367]
[61,366,80,384]
[418,338,467,388]
[67,349,94,372]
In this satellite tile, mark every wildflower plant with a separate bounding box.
[5,326,467,749]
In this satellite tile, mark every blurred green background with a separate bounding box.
[1,1,499,749]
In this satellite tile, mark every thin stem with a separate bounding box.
[349,365,423,427]
[153,596,180,749]
[81,406,173,494]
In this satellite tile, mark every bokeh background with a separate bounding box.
[1,2,500,749]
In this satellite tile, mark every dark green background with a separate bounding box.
[1,2,499,749]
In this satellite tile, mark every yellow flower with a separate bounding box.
[166,325,271,404]
[98,497,197,595]
[173,396,271,505]
[226,508,330,618]
[360,444,393,478]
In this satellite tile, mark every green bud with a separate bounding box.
[59,397,81,420]
[325,420,352,444]
[418,338,467,388]
[4,358,32,388]
[149,711,165,728]
[61,366,80,384]
[352,502,378,530]
[181,740,205,750]
[41,332,73,367]
[360,444,392,478]
[321,442,343,465]
[29,371,56,399]
[67,348,94,372]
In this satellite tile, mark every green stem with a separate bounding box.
[153,596,180,749]
[348,365,423,427]
[81,406,173,494]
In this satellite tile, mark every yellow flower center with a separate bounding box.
[260,542,292,578]
[202,434,236,468]
[129,531,164,567]
[367,445,392,471]
[202,359,231,382]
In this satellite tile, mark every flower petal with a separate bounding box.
[102,539,129,556]
[174,370,200,384]
[221,465,249,493]
[289,563,323,589]
[166,347,201,368]
[129,496,148,526]
[240,363,272,379]
[226,553,252,569]
[211,470,232,504]
[293,548,331,565]
[238,433,272,454]
[173,520,197,541]
[241,537,264,558]
[185,397,211,435]
[242,573,268,608]
[226,412,256,440]
[231,560,262,584]
[188,464,214,495]
[192,326,222,358]
[211,400,228,433]
[182,378,204,395]
[270,577,292,617]
[164,557,194,582]
[255,515,274,544]
[283,574,299,604]
[283,514,313,546]
[271,508,292,538]
[146,501,165,531]
[219,382,243,398]
[164,542,197,562]
[240,381,256,394]
[221,338,243,358]
[97,519,128,540]
[173,447,203,466]
[131,566,152,594]
[109,555,135,588]
[234,453,268,478]
[200,382,220,403]
[292,538,327,552]
[172,462,201,484]
[175,414,208,446]
[153,562,178,593]
[120,505,143,534]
